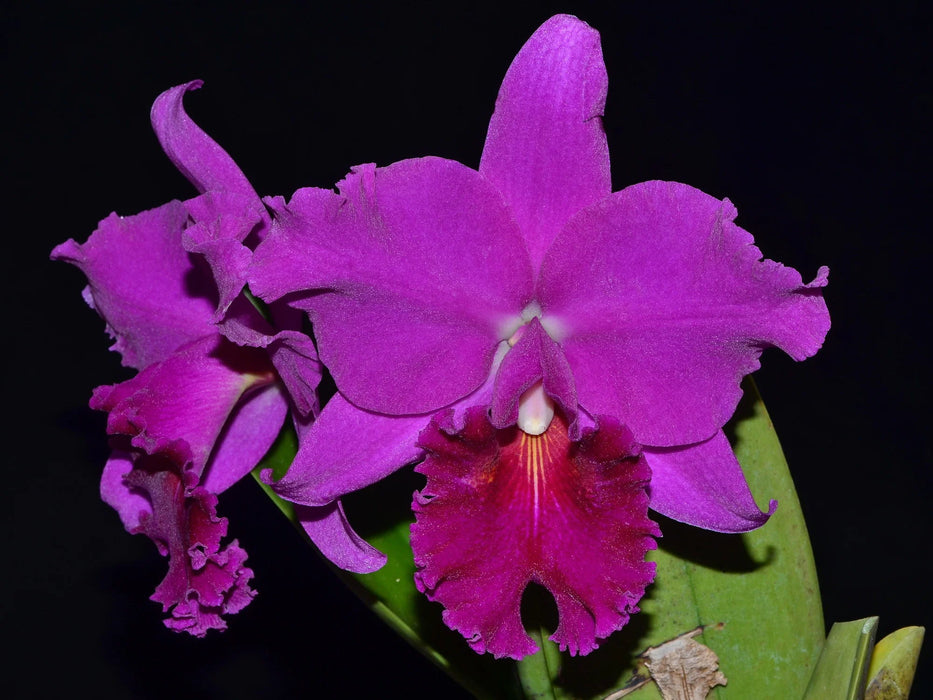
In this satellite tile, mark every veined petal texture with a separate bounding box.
[480,14,611,273]
[412,409,658,659]
[539,180,830,446]
[251,158,534,415]
[91,335,277,479]
[130,468,256,637]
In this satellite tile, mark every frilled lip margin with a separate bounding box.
[411,407,660,659]
[102,446,256,636]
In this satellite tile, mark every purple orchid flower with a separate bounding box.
[52,82,383,636]
[248,14,830,658]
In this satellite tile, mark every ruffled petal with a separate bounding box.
[51,202,217,369]
[479,14,610,273]
[217,304,323,420]
[183,191,265,319]
[412,409,658,659]
[644,431,776,533]
[150,81,259,200]
[295,502,387,573]
[91,335,276,477]
[267,393,428,506]
[100,447,152,533]
[263,329,323,419]
[539,180,831,446]
[490,318,578,436]
[250,158,534,415]
[123,464,256,636]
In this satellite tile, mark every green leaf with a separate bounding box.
[254,378,825,699]
[515,590,563,700]
[865,626,925,699]
[251,421,298,520]
[803,617,878,700]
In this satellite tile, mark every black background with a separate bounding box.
[7,2,931,698]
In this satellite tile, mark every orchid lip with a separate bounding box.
[412,406,658,659]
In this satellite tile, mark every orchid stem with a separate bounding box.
[516,628,562,699]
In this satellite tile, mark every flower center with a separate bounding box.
[502,301,565,345]
[517,382,554,436]
[500,301,568,437]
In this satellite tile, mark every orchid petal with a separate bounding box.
[490,318,578,436]
[268,393,428,506]
[183,191,264,319]
[150,81,259,200]
[101,442,256,636]
[100,448,152,533]
[250,158,533,415]
[51,202,216,369]
[216,299,323,420]
[412,409,658,659]
[644,430,776,533]
[201,383,288,494]
[480,14,610,273]
[152,82,273,320]
[91,335,276,477]
[125,466,256,636]
[295,502,387,574]
[263,330,323,419]
[268,352,503,506]
[540,180,830,445]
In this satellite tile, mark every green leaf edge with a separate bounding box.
[803,617,878,700]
